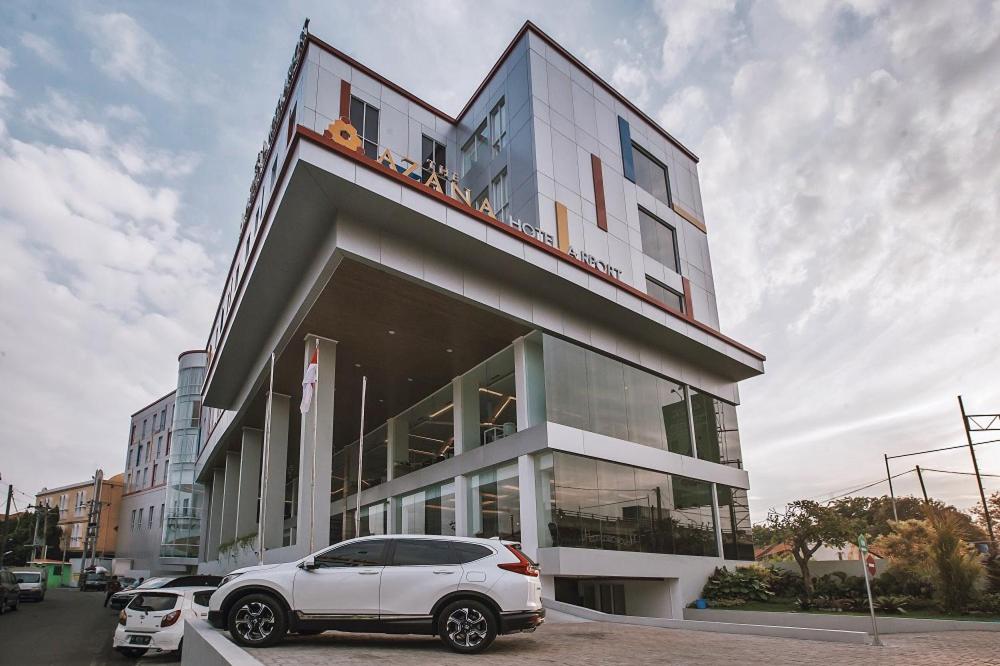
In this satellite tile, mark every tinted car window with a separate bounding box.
[316,540,386,568]
[14,572,41,583]
[391,539,460,566]
[451,542,493,564]
[130,593,178,612]
[192,591,213,607]
[165,575,221,588]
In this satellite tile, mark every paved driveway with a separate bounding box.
[246,620,1000,666]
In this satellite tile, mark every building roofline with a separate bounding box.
[178,349,205,361]
[130,390,176,418]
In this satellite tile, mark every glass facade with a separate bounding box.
[538,452,718,557]
[470,347,517,447]
[470,462,520,541]
[394,383,455,478]
[341,500,389,541]
[691,391,743,467]
[398,481,456,536]
[717,485,754,560]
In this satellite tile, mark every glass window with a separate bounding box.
[14,572,40,583]
[399,482,456,536]
[316,539,387,567]
[452,542,492,563]
[489,98,507,155]
[470,462,520,540]
[394,384,454,479]
[632,143,671,206]
[645,276,684,312]
[671,476,718,556]
[472,347,517,447]
[340,501,389,541]
[349,96,379,159]
[193,591,213,607]
[391,539,460,566]
[129,593,178,612]
[421,135,446,183]
[717,485,754,560]
[639,208,679,272]
[461,120,488,176]
[691,391,742,467]
[491,168,509,220]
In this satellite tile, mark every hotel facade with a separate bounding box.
[192,21,763,618]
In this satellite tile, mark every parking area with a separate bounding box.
[245,620,1000,666]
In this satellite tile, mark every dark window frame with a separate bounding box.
[645,275,684,313]
[421,135,446,183]
[349,96,380,159]
[638,206,680,273]
[631,142,672,207]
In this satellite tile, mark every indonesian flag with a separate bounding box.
[300,349,318,414]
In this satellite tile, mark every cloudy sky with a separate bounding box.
[0,1,997,521]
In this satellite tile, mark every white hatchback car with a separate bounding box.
[208,535,544,653]
[114,586,214,658]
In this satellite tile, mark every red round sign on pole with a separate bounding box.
[866,553,877,577]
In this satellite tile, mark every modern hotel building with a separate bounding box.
[192,21,763,617]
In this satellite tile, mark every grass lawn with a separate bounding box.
[712,598,1000,622]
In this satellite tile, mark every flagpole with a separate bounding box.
[308,338,319,554]
[355,376,367,538]
[259,352,275,565]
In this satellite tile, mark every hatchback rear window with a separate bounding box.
[129,593,178,612]
[14,572,41,583]
[193,591,213,607]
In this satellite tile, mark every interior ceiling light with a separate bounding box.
[429,403,454,418]
[354,363,361,368]
[387,330,396,335]
[446,348,453,353]
[407,377,413,382]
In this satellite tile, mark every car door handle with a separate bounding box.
[432,570,455,574]
[357,570,380,575]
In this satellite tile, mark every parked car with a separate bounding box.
[79,570,109,591]
[208,535,544,653]
[109,575,222,610]
[117,576,138,590]
[0,569,20,614]
[12,570,46,601]
[114,586,214,658]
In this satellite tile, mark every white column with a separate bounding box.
[206,467,226,560]
[296,334,336,553]
[260,393,290,552]
[513,336,545,430]
[452,377,466,456]
[219,450,241,547]
[387,416,405,481]
[685,386,699,458]
[711,482,725,559]
[236,428,263,540]
[454,474,470,537]
[517,454,539,560]
[386,495,398,534]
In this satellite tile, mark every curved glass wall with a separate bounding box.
[160,352,207,560]
[398,481,456,536]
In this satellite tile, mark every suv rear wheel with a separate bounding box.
[437,599,497,654]
[227,593,288,648]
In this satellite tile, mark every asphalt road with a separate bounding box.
[0,587,178,665]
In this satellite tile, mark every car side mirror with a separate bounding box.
[301,557,318,571]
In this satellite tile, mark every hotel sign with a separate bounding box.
[324,118,623,280]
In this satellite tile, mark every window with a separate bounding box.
[452,542,492,563]
[489,98,507,155]
[142,468,148,487]
[159,504,165,528]
[717,485,754,560]
[390,539,460,566]
[394,383,455,479]
[421,135,446,183]
[148,506,154,529]
[349,96,379,158]
[632,143,670,206]
[690,391,742,467]
[141,419,147,438]
[286,102,297,146]
[461,120,488,176]
[138,508,144,530]
[152,464,158,485]
[146,445,151,462]
[315,540,386,567]
[471,347,517,447]
[399,482,456,536]
[470,462,520,541]
[193,591,213,607]
[182,498,189,516]
[156,437,162,458]
[639,208,679,272]
[131,509,136,532]
[130,593,177,612]
[136,445,142,467]
[646,276,683,312]
[491,168,509,221]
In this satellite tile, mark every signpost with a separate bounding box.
[858,534,882,646]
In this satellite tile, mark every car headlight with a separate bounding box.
[220,572,245,586]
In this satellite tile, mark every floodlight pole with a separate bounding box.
[883,454,898,521]
[355,376,367,538]
[959,395,995,552]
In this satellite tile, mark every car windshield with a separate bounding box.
[14,572,41,583]
[129,593,178,612]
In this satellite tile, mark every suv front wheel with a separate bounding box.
[227,593,288,648]
[437,599,497,654]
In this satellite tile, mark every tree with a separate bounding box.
[756,500,861,600]
[832,495,986,541]
[969,491,1000,538]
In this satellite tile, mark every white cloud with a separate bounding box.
[20,32,64,68]
[105,104,144,124]
[0,47,14,101]
[657,86,708,144]
[611,62,650,107]
[80,12,180,101]
[652,0,737,79]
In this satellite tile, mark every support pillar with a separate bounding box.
[711,482,725,559]
[454,474,470,537]
[219,451,241,548]
[517,454,539,560]
[205,467,225,560]
[236,428,263,540]
[261,393,290,552]
[387,416,405,481]
[513,336,545,430]
[297,334,336,553]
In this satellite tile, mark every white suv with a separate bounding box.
[208,535,544,653]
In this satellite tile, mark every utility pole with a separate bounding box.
[0,481,12,565]
[41,501,51,560]
[883,454,898,521]
[915,466,929,503]
[32,504,43,561]
[959,396,996,551]
[84,470,104,569]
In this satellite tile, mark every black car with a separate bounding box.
[0,569,20,614]
[108,575,222,610]
[79,570,109,591]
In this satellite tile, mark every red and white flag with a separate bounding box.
[300,349,318,414]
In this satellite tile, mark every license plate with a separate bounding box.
[130,635,151,645]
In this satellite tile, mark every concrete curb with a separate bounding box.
[544,599,871,644]
[684,608,1000,634]
[182,619,265,666]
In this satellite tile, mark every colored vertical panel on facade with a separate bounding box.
[591,154,608,232]
[555,201,570,253]
[618,116,635,183]
[682,276,694,320]
[339,80,351,120]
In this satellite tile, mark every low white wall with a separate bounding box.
[684,608,1000,634]
[182,618,264,666]
[768,559,889,578]
[544,599,869,644]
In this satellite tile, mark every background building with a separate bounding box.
[192,21,762,618]
[36,472,123,566]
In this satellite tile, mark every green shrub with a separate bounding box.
[813,572,866,599]
[765,567,805,597]
[971,593,1000,615]
[706,597,747,608]
[873,566,934,598]
[874,595,910,614]
[702,566,774,602]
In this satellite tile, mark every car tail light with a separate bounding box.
[161,610,181,627]
[497,544,539,577]
[118,610,127,626]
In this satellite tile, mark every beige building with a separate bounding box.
[36,473,124,559]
